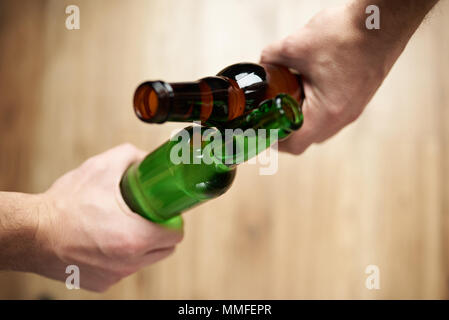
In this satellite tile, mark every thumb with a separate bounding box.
[104,143,147,173]
[260,34,309,72]
[260,40,289,65]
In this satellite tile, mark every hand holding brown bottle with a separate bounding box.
[261,0,438,154]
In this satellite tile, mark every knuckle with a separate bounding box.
[93,160,107,172]
[106,268,123,282]
[81,156,106,173]
[164,246,176,257]
[103,265,127,282]
[107,233,143,258]
[280,141,304,155]
[325,103,361,127]
[170,231,184,245]
[120,143,137,153]
[113,266,135,279]
[323,104,346,123]
[312,8,334,25]
[285,140,307,155]
[260,49,271,63]
[345,110,360,124]
[80,157,96,169]
[118,238,142,257]
[280,36,299,59]
[156,228,184,246]
[328,104,345,118]
[93,283,111,293]
[290,146,305,155]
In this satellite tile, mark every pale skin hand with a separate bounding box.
[261,0,439,154]
[0,144,183,292]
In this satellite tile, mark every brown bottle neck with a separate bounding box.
[167,77,245,124]
[133,77,245,124]
[164,81,209,122]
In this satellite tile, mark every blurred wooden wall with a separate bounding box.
[0,0,448,299]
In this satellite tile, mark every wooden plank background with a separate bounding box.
[0,0,448,299]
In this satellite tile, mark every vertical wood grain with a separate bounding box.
[0,0,448,299]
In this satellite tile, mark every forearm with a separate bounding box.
[260,0,440,154]
[347,0,438,33]
[0,192,45,271]
[347,1,438,51]
[339,0,439,78]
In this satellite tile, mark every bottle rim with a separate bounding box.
[133,81,172,123]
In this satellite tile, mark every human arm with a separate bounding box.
[0,144,183,292]
[261,0,439,154]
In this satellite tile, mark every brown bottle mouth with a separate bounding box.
[133,81,172,123]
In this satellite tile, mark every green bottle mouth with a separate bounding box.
[244,93,304,140]
[275,93,304,132]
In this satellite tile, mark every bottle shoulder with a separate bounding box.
[216,63,267,89]
[175,161,237,199]
[217,62,266,78]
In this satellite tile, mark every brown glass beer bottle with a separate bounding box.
[133,62,303,127]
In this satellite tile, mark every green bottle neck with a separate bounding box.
[212,93,304,167]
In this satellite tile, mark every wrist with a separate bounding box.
[335,3,406,80]
[0,192,50,271]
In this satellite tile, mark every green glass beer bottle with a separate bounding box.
[120,94,303,227]
[133,63,303,127]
